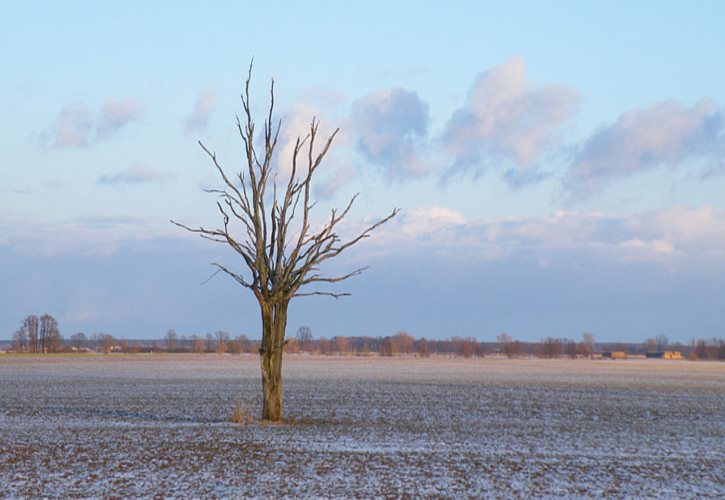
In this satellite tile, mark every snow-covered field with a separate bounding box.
[1,355,723,497]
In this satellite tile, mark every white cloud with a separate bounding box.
[350,88,430,179]
[368,205,725,265]
[274,88,428,193]
[97,165,176,185]
[185,89,217,134]
[401,206,465,238]
[46,104,95,147]
[8,204,721,265]
[98,98,142,137]
[443,57,578,181]
[274,102,341,179]
[629,205,725,252]
[567,99,724,197]
[42,98,142,148]
[2,216,182,257]
[620,238,675,254]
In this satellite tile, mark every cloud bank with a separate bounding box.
[371,204,725,264]
[42,98,142,148]
[567,99,724,197]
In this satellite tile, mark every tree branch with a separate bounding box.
[293,291,351,299]
[173,62,398,308]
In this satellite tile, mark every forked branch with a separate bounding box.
[173,62,398,305]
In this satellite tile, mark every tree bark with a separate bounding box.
[259,300,288,421]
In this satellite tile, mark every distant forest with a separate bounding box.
[4,314,724,361]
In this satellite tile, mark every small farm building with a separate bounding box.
[645,351,683,359]
[602,351,627,359]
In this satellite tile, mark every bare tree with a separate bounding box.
[192,335,205,354]
[655,334,669,352]
[228,335,246,354]
[643,337,658,353]
[393,331,415,354]
[538,337,564,358]
[317,338,333,355]
[497,332,511,345]
[416,337,430,357]
[205,333,215,353]
[12,328,27,353]
[566,339,578,359]
[361,338,371,356]
[498,332,523,358]
[215,331,230,354]
[237,334,250,353]
[99,333,115,354]
[71,332,87,350]
[23,315,39,353]
[461,336,479,358]
[379,337,395,357]
[30,314,63,353]
[333,335,348,354]
[296,326,313,353]
[164,329,178,352]
[172,65,397,421]
[581,331,596,357]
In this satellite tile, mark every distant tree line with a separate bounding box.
[155,328,724,361]
[162,329,259,355]
[6,317,724,360]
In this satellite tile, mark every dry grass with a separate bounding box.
[230,400,254,424]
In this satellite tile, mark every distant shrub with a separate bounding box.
[379,337,394,357]
[504,340,526,358]
[537,338,564,358]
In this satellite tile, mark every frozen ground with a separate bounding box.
[1,354,723,497]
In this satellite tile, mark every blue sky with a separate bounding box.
[2,2,725,342]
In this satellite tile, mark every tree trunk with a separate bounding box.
[259,300,288,422]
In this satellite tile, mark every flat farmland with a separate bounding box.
[1,355,723,497]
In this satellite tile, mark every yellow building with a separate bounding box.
[646,351,683,359]
[602,351,627,359]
